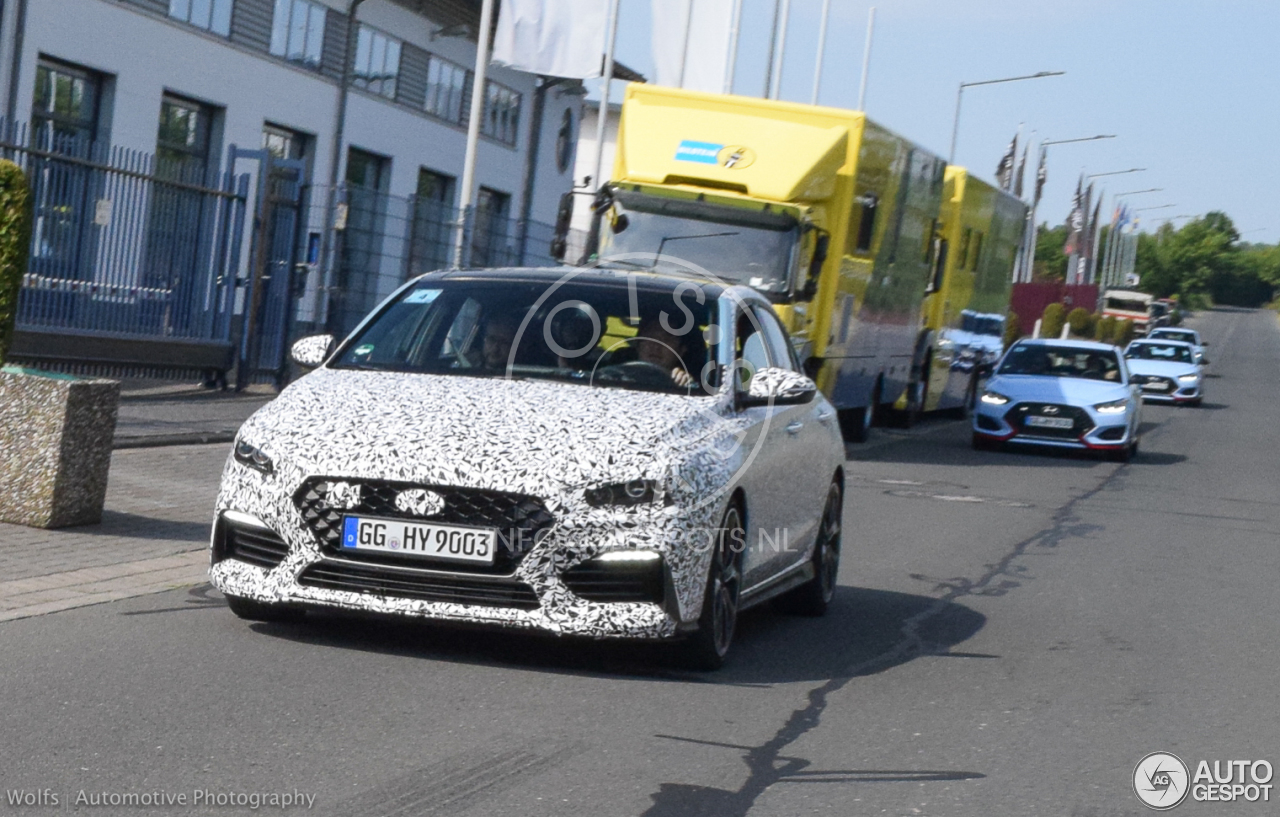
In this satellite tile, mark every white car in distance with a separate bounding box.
[1123,339,1204,406]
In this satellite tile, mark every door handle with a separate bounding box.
[816,409,834,422]
[786,421,804,434]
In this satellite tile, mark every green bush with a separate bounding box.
[1040,302,1066,339]
[1066,307,1095,337]
[1116,318,1136,347]
[1003,311,1022,350]
[1095,315,1117,343]
[0,160,32,366]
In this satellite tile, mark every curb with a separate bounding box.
[113,431,237,450]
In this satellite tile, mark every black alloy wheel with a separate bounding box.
[680,503,745,670]
[776,478,843,616]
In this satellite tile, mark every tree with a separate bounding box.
[1032,223,1069,280]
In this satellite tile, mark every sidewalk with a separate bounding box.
[114,379,275,448]
[0,444,228,622]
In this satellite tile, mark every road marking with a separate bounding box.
[885,489,1034,508]
[0,551,208,623]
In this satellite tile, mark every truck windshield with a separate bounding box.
[598,194,799,297]
[1106,298,1150,313]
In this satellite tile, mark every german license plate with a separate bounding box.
[341,516,496,565]
[1027,415,1074,429]
[1142,382,1169,391]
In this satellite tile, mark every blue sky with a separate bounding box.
[588,0,1280,240]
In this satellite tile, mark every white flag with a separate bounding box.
[492,0,608,80]
[651,0,735,93]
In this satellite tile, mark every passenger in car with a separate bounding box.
[480,310,521,369]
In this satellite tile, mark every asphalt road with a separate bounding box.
[1,308,1276,817]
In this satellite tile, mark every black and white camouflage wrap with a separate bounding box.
[210,367,758,638]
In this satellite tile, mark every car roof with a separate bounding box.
[1128,338,1195,348]
[1150,327,1197,337]
[1010,338,1119,353]
[419,265,731,295]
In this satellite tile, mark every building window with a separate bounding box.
[32,58,104,157]
[156,95,215,180]
[409,168,456,276]
[471,187,511,267]
[481,81,521,146]
[852,193,878,253]
[263,124,306,162]
[270,0,325,67]
[353,26,401,99]
[168,0,233,36]
[425,55,468,124]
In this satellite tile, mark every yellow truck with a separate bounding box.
[574,84,948,442]
[895,167,1028,418]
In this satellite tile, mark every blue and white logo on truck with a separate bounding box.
[675,140,723,164]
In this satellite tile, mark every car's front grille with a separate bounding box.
[1007,402,1093,440]
[297,560,541,610]
[562,558,665,604]
[293,479,554,574]
[217,521,291,569]
[1135,375,1177,395]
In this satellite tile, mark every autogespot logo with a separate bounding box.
[1133,752,1190,810]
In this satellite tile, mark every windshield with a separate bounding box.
[1106,297,1151,313]
[598,194,799,298]
[961,311,1005,337]
[1126,342,1194,363]
[1152,330,1196,345]
[998,344,1122,381]
[332,279,719,395]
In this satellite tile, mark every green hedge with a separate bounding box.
[1066,307,1095,337]
[1095,315,1117,343]
[1003,311,1022,350]
[1040,302,1066,339]
[0,160,31,366]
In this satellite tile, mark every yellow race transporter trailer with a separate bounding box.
[575,84,947,442]
[895,167,1028,419]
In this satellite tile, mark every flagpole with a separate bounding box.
[452,0,497,268]
[590,0,621,194]
[810,0,831,105]
[768,0,792,100]
[857,6,875,110]
[677,0,695,87]
[762,0,782,98]
[724,0,744,94]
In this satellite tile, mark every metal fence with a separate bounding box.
[323,185,585,337]
[4,122,246,345]
[2,119,586,384]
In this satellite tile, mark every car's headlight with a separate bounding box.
[234,439,274,475]
[1093,398,1129,414]
[980,390,1011,406]
[1178,373,1199,383]
[584,479,669,507]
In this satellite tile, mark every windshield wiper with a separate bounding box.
[653,232,740,269]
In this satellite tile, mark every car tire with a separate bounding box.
[838,403,874,443]
[225,594,305,623]
[679,502,745,671]
[775,479,842,617]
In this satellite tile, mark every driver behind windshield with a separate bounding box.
[631,316,696,388]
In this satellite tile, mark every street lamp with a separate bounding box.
[1117,188,1162,197]
[1041,134,1115,148]
[1134,204,1176,212]
[1086,168,1145,179]
[948,71,1065,163]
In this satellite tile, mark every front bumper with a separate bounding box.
[208,462,718,640]
[973,403,1134,450]
[1139,385,1201,403]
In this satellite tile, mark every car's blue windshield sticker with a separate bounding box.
[403,288,442,304]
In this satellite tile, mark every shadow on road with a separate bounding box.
[63,510,209,542]
[243,586,985,686]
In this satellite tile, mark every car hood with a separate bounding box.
[237,368,734,500]
[1124,358,1198,378]
[986,374,1130,406]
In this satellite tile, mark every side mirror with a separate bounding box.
[610,213,630,233]
[291,334,335,369]
[549,191,575,262]
[977,362,995,378]
[740,367,818,407]
[801,233,829,300]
